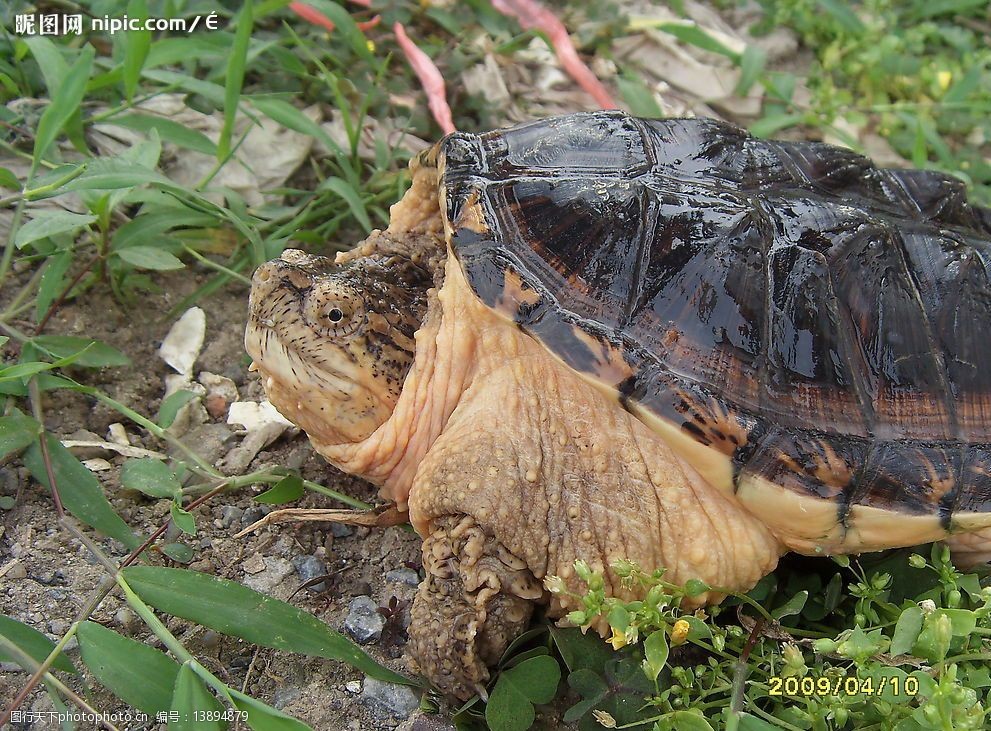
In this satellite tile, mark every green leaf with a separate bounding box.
[735,712,781,731]
[143,70,226,106]
[301,0,374,62]
[890,606,924,656]
[121,566,414,685]
[117,245,185,271]
[120,458,182,500]
[0,412,42,461]
[31,335,130,368]
[158,390,200,428]
[642,630,668,683]
[250,97,344,160]
[170,503,197,536]
[35,249,73,323]
[63,158,172,192]
[684,579,710,598]
[228,686,313,731]
[122,0,152,101]
[654,22,738,59]
[736,45,766,96]
[24,435,141,550]
[33,45,94,165]
[485,655,560,731]
[936,608,977,637]
[816,0,865,33]
[0,614,77,674]
[103,114,218,156]
[548,625,613,674]
[14,211,96,249]
[749,113,803,138]
[771,591,808,620]
[170,663,226,731]
[317,177,371,232]
[616,74,663,118]
[77,621,179,715]
[255,476,304,505]
[162,543,195,563]
[219,2,253,161]
[0,166,20,191]
[25,37,69,95]
[665,711,715,731]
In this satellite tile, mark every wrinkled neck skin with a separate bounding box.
[310,166,492,510]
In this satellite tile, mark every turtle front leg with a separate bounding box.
[407,514,544,700]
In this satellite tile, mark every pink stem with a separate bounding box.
[393,22,456,134]
[491,0,616,109]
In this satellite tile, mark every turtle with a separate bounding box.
[245,110,991,700]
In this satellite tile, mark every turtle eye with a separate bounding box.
[327,307,344,323]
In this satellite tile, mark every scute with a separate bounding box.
[437,110,991,552]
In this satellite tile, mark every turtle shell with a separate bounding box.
[434,110,991,554]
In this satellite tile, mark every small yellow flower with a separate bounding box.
[366,40,376,53]
[670,619,691,646]
[936,70,952,91]
[608,627,628,650]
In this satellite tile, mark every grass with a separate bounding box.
[0,1,989,730]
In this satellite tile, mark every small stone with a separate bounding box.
[242,554,266,574]
[361,678,420,720]
[272,686,302,709]
[107,423,130,446]
[242,556,294,593]
[176,423,234,466]
[344,595,385,644]
[386,568,420,588]
[48,620,68,636]
[345,680,362,694]
[5,561,26,579]
[114,607,136,629]
[241,505,270,527]
[220,506,244,528]
[330,523,353,539]
[397,711,457,731]
[292,554,328,592]
[201,630,221,648]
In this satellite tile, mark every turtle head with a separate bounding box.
[245,247,433,447]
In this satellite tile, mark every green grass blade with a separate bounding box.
[0,613,77,674]
[0,412,42,461]
[23,434,141,550]
[171,664,226,731]
[317,177,371,232]
[30,335,130,367]
[77,621,180,715]
[103,113,218,155]
[219,2,254,161]
[122,0,152,101]
[228,688,314,731]
[24,37,69,94]
[122,566,417,686]
[13,211,96,249]
[32,45,95,172]
[302,0,374,62]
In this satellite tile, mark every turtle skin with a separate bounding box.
[436,110,991,555]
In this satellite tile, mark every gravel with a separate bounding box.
[360,678,420,720]
[343,595,385,644]
[386,568,420,587]
[291,554,328,591]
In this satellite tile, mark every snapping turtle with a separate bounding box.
[245,111,991,699]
